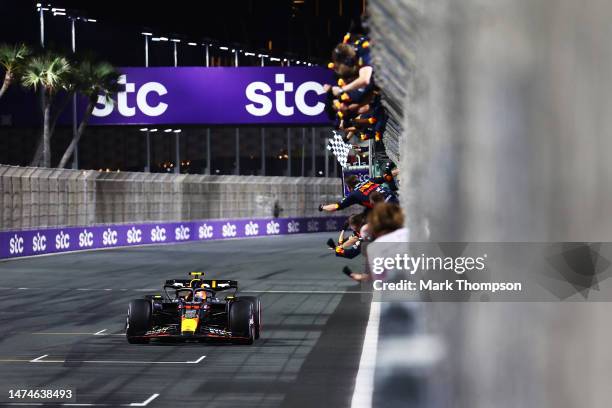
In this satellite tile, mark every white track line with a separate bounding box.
[243,290,372,294]
[129,393,159,406]
[0,287,372,294]
[32,332,107,335]
[31,332,124,336]
[93,329,107,336]
[350,301,381,408]
[188,355,206,364]
[29,354,48,362]
[28,355,206,364]
[0,393,160,407]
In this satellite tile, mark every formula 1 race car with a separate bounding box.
[125,272,261,344]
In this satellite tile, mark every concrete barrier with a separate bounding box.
[369,1,612,407]
[0,165,342,231]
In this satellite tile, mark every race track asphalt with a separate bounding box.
[0,233,370,408]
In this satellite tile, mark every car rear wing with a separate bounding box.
[165,279,238,291]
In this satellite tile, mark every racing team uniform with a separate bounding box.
[334,178,398,211]
[335,237,363,259]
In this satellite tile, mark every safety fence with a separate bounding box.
[0,165,342,231]
[0,215,347,260]
[367,0,416,166]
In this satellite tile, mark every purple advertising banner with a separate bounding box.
[0,216,346,260]
[85,67,335,126]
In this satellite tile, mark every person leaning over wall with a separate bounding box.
[343,203,408,281]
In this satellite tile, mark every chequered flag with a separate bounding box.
[327,131,352,168]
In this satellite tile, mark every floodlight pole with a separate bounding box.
[143,33,151,172]
[71,18,78,169]
[173,41,180,174]
[325,136,329,177]
[301,128,306,177]
[311,128,316,176]
[144,34,149,67]
[260,54,266,176]
[205,43,211,175]
[39,8,45,47]
[234,49,240,175]
[287,59,292,177]
[287,128,291,177]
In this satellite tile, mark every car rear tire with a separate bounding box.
[240,296,261,339]
[229,300,255,345]
[126,299,151,344]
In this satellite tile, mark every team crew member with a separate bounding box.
[327,213,365,249]
[319,175,398,212]
[326,213,367,259]
[343,203,406,282]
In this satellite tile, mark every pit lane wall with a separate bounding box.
[0,215,346,260]
[0,165,342,230]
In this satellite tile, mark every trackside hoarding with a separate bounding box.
[0,216,346,260]
[84,67,335,126]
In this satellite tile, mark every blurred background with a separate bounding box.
[0,0,365,176]
[368,0,612,407]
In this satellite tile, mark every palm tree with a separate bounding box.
[57,61,120,168]
[22,54,71,167]
[0,43,31,100]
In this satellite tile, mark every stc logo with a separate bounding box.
[266,220,280,235]
[151,226,167,242]
[222,223,237,238]
[93,74,168,118]
[288,220,301,234]
[32,233,47,252]
[55,231,70,250]
[307,220,319,232]
[198,224,214,239]
[245,221,259,236]
[175,225,190,241]
[102,228,118,246]
[246,74,325,117]
[326,219,338,231]
[9,234,24,255]
[127,227,142,244]
[79,229,94,248]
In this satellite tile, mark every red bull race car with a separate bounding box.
[125,272,261,344]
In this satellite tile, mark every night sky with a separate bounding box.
[1,0,366,66]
